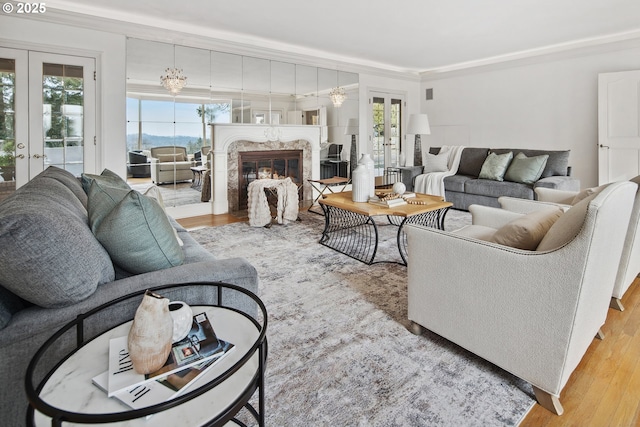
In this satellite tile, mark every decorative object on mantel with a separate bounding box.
[407,113,431,167]
[358,153,375,198]
[344,118,359,177]
[329,86,347,107]
[160,68,187,95]
[127,290,174,374]
[168,301,193,343]
[351,164,369,202]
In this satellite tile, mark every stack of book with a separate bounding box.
[368,195,407,207]
[92,311,234,410]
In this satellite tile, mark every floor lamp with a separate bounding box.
[345,119,359,177]
[407,114,431,167]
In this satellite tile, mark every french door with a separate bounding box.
[0,47,95,198]
[370,91,404,177]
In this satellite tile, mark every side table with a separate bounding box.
[307,176,350,215]
[25,283,267,427]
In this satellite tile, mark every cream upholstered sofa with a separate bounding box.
[498,176,640,311]
[150,146,194,184]
[405,181,637,415]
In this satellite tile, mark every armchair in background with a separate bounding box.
[406,181,637,415]
[149,146,194,184]
[127,150,151,178]
[498,175,640,311]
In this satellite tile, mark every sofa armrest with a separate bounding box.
[400,166,424,192]
[498,196,571,213]
[534,187,578,204]
[535,176,580,192]
[468,204,524,228]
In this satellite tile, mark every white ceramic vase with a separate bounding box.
[128,290,174,374]
[168,301,193,343]
[358,153,375,198]
[351,164,370,202]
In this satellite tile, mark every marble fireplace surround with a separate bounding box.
[211,124,322,214]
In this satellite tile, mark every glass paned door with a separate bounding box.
[29,52,96,179]
[0,49,95,200]
[371,92,404,177]
[0,48,27,202]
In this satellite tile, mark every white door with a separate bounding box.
[370,91,404,177]
[0,48,95,198]
[598,70,640,184]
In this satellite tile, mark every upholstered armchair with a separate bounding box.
[498,176,640,311]
[127,150,151,178]
[149,146,194,184]
[406,181,637,415]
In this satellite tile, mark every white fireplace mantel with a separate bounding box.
[211,124,322,214]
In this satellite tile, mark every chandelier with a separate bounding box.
[329,86,347,107]
[160,67,187,95]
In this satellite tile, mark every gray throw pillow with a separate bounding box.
[504,152,549,184]
[81,169,130,194]
[478,152,513,181]
[93,190,185,274]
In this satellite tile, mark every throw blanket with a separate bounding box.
[247,177,299,227]
[413,145,466,197]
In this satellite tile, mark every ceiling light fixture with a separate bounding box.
[329,86,347,107]
[160,67,187,95]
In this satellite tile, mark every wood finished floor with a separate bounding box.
[178,213,640,426]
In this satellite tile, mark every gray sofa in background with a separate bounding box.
[0,166,258,426]
[402,147,580,210]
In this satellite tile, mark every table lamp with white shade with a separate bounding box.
[344,118,359,177]
[407,114,431,166]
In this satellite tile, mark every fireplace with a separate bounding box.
[211,124,323,214]
[237,150,303,210]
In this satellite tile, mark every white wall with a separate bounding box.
[0,15,127,177]
[420,41,640,188]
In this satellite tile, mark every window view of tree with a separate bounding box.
[42,63,84,176]
[0,60,16,182]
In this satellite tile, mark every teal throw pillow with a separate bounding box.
[478,151,513,181]
[504,152,549,184]
[81,169,130,194]
[92,190,185,274]
[87,180,131,232]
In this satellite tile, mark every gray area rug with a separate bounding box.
[190,209,535,426]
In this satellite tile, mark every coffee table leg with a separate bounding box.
[319,205,379,264]
[397,207,450,265]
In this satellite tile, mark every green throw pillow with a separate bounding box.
[478,151,513,181]
[504,152,549,184]
[81,169,130,194]
[93,190,185,274]
[87,180,131,232]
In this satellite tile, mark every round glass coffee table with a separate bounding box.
[25,283,267,426]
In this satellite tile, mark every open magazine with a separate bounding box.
[92,339,234,410]
[106,312,233,397]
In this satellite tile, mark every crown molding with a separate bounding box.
[19,5,421,82]
[419,29,640,80]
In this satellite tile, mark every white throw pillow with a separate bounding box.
[424,150,450,173]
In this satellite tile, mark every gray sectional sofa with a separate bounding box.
[0,166,258,425]
[403,147,580,210]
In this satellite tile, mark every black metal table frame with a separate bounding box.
[25,282,268,427]
[319,204,450,265]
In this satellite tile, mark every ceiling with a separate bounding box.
[45,0,640,74]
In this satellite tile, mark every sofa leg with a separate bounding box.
[409,321,424,335]
[595,328,605,340]
[532,386,564,415]
[610,297,625,311]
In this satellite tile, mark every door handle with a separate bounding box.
[16,154,25,159]
[32,153,47,159]
[599,144,610,149]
